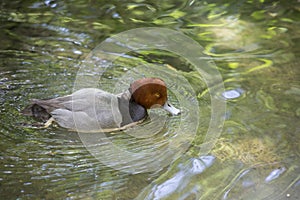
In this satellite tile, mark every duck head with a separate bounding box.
[129,78,180,115]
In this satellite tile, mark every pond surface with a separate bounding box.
[1,0,300,199]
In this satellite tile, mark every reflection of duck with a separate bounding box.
[22,78,180,132]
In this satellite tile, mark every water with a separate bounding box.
[1,0,299,199]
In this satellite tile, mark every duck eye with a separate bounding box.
[154,92,161,99]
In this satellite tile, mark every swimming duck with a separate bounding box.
[21,77,180,132]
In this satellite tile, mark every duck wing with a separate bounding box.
[21,95,72,121]
[51,88,123,131]
[22,88,123,131]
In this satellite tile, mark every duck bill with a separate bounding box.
[163,101,181,116]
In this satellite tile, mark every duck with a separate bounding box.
[21,77,181,132]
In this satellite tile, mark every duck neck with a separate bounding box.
[118,91,147,126]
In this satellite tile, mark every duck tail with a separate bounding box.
[21,99,52,122]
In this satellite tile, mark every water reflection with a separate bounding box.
[265,167,286,183]
[222,88,244,100]
[137,156,215,200]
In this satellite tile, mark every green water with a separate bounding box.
[1,0,299,199]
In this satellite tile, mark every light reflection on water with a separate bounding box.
[137,156,215,200]
[1,0,300,199]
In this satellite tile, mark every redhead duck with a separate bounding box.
[22,78,180,132]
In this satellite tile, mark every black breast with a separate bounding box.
[118,97,147,126]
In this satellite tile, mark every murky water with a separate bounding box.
[1,1,299,199]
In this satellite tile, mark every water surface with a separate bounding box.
[0,0,299,199]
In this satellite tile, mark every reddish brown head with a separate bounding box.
[129,78,168,109]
